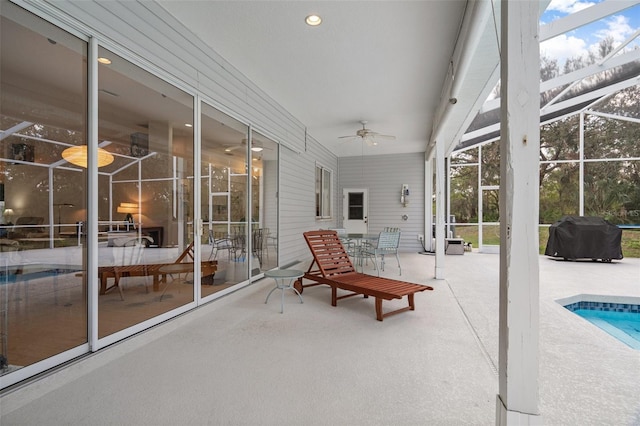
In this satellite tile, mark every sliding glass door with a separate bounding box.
[200,103,249,295]
[0,2,89,378]
[95,47,195,338]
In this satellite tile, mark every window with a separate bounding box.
[315,164,332,218]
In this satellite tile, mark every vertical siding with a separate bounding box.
[338,153,425,252]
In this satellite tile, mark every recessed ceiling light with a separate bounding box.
[97,57,112,65]
[305,14,322,26]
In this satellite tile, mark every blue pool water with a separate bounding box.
[572,309,640,350]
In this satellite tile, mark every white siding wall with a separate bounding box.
[338,153,425,252]
[279,136,338,265]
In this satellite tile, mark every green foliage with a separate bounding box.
[450,44,640,256]
[455,226,640,258]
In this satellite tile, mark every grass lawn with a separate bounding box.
[452,225,640,258]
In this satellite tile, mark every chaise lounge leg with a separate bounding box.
[408,293,415,310]
[375,298,383,321]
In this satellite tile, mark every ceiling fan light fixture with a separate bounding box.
[251,146,263,152]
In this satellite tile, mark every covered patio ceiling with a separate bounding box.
[158,0,640,158]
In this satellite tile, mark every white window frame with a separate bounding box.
[315,163,333,219]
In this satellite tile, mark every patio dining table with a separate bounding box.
[344,233,379,271]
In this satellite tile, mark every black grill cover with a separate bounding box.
[545,216,623,260]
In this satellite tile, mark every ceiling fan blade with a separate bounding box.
[338,135,357,139]
[375,134,396,140]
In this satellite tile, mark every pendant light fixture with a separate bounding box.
[62,145,114,168]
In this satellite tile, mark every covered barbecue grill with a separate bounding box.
[544,216,623,262]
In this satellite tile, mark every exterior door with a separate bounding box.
[343,188,368,234]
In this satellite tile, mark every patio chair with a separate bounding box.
[229,225,246,261]
[361,230,402,276]
[252,228,265,265]
[208,230,234,261]
[112,241,148,300]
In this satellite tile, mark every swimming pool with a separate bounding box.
[563,299,640,350]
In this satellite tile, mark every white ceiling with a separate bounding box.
[157,1,475,157]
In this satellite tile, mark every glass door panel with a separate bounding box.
[96,47,194,338]
[0,5,88,377]
[250,131,278,275]
[200,103,249,297]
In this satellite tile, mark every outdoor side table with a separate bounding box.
[264,269,304,313]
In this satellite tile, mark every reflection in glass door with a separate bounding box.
[200,103,249,298]
[0,5,89,380]
[250,131,278,275]
[96,46,195,339]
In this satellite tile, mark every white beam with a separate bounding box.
[0,121,33,141]
[587,109,640,125]
[434,138,446,279]
[540,0,640,41]
[496,1,541,424]
[466,74,640,143]
[425,155,434,254]
[480,48,640,114]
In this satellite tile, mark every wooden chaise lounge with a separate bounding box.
[295,230,433,321]
[99,241,217,298]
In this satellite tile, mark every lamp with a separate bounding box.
[117,202,138,214]
[117,202,139,230]
[3,208,14,224]
[62,145,114,168]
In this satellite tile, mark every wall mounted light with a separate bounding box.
[62,145,114,168]
[401,184,409,207]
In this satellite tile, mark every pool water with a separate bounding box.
[573,309,640,350]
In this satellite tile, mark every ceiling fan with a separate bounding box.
[338,120,396,146]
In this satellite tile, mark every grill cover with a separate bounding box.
[544,216,623,261]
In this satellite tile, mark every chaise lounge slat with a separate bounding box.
[296,230,433,321]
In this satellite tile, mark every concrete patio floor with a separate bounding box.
[1,251,639,425]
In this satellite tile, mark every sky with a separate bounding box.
[540,0,640,70]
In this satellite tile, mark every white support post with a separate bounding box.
[496,1,542,424]
[434,138,446,279]
[579,111,585,216]
[425,154,434,254]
